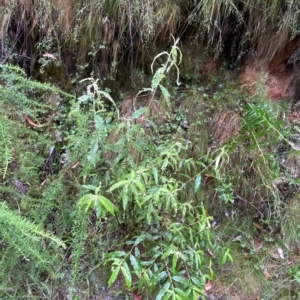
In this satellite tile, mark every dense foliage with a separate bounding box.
[1,32,300,299]
[0,1,300,299]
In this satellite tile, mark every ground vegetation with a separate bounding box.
[1,1,300,299]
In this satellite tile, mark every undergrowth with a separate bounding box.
[0,37,299,300]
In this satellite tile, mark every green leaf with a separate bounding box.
[108,265,121,287]
[87,139,99,163]
[153,167,159,185]
[82,185,96,191]
[94,199,102,218]
[109,180,128,192]
[156,281,171,300]
[194,175,201,193]
[131,183,142,207]
[174,288,189,299]
[78,194,95,204]
[98,195,118,216]
[146,202,154,224]
[129,170,136,180]
[161,247,174,260]
[134,235,146,246]
[121,261,132,289]
[94,114,104,130]
[139,272,150,290]
[78,194,96,213]
[171,254,178,273]
[153,271,168,284]
[172,276,189,286]
[152,67,165,89]
[78,94,90,103]
[162,293,171,300]
[114,152,127,164]
[106,251,126,258]
[98,90,114,103]
[122,193,129,210]
[134,179,145,193]
[190,276,203,287]
[130,255,140,276]
[132,107,148,119]
[159,84,171,107]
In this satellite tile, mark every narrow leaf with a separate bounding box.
[81,185,96,191]
[109,180,128,192]
[194,174,201,193]
[132,107,148,119]
[106,251,126,258]
[134,180,145,193]
[98,195,118,216]
[162,293,171,300]
[130,255,140,275]
[121,262,132,289]
[156,282,171,300]
[172,276,189,285]
[159,84,171,107]
[122,193,129,211]
[108,265,121,287]
[153,167,159,185]
[174,288,189,299]
[153,271,168,284]
[161,247,174,260]
[171,254,178,273]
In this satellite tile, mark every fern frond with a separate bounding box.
[242,103,293,149]
[0,202,65,262]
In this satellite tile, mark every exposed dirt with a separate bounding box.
[240,38,300,100]
[240,59,292,100]
[200,56,218,78]
[265,71,292,100]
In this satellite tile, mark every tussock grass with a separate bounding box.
[1,0,300,81]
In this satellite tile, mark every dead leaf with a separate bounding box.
[24,114,41,128]
[163,218,169,230]
[271,253,280,259]
[205,281,213,291]
[225,209,230,220]
[263,267,272,279]
[217,112,228,124]
[42,53,57,61]
[278,248,285,260]
[204,173,215,183]
[253,222,266,232]
[253,242,264,252]
[130,293,143,300]
[71,161,80,169]
[232,235,242,242]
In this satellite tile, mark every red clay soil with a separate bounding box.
[240,38,300,100]
[240,59,292,100]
